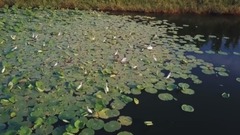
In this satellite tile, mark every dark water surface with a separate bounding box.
[106,14,240,135]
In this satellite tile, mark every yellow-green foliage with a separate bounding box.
[0,0,240,14]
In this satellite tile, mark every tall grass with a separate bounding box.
[0,0,240,14]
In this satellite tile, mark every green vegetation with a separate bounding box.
[0,6,236,134]
[1,0,240,14]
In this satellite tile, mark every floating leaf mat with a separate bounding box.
[0,6,233,134]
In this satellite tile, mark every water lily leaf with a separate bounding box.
[136,85,144,90]
[233,52,240,55]
[222,92,230,98]
[79,128,95,135]
[131,88,141,95]
[145,87,158,94]
[201,69,215,75]
[181,88,195,95]
[218,72,229,77]
[33,117,44,129]
[214,67,226,72]
[35,81,45,92]
[158,93,174,101]
[86,118,104,130]
[46,116,58,125]
[133,98,139,105]
[10,112,16,118]
[106,109,120,118]
[74,119,85,129]
[18,126,32,135]
[97,108,109,119]
[205,50,215,54]
[218,51,228,55]
[181,104,194,112]
[166,84,178,91]
[104,120,121,133]
[110,99,126,110]
[117,131,133,135]
[236,78,240,83]
[0,99,10,106]
[120,95,133,103]
[66,124,79,133]
[144,121,153,126]
[178,83,189,89]
[118,116,132,126]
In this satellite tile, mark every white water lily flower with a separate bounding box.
[76,82,83,90]
[32,33,38,39]
[11,46,18,51]
[114,50,118,56]
[132,65,138,69]
[54,62,58,67]
[153,55,157,61]
[10,35,16,40]
[121,57,127,63]
[87,106,93,114]
[147,44,153,50]
[1,66,5,73]
[153,34,158,40]
[105,82,109,94]
[166,72,171,79]
[121,54,127,63]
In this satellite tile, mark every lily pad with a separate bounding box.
[86,118,104,130]
[181,88,195,95]
[158,93,174,101]
[117,116,132,126]
[145,87,158,94]
[144,121,153,126]
[201,69,215,75]
[35,81,45,92]
[166,84,178,91]
[222,92,230,98]
[218,72,229,77]
[181,104,194,112]
[178,83,189,89]
[66,124,79,134]
[133,98,139,105]
[18,126,32,135]
[236,78,240,83]
[79,128,95,135]
[117,131,133,135]
[104,121,121,133]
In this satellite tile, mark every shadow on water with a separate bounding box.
[105,12,240,135]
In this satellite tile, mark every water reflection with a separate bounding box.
[121,12,240,52]
[157,14,240,52]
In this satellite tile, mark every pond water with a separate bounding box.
[118,14,240,135]
[0,8,240,135]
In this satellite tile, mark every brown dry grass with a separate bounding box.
[0,0,240,15]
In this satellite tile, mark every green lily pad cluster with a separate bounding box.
[0,6,235,134]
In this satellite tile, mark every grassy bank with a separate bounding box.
[0,0,240,14]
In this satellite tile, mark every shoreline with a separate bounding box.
[0,0,240,15]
